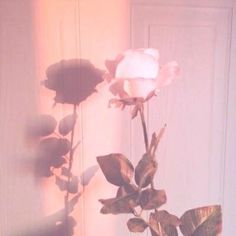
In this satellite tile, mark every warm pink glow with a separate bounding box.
[32,0,130,235]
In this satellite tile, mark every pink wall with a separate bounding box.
[0,0,131,235]
[33,1,131,235]
[0,0,41,235]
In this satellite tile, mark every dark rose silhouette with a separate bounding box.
[44,59,104,105]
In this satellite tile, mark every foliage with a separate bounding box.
[27,53,222,235]
[97,100,222,236]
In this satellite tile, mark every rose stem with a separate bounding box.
[138,105,167,230]
[138,105,155,189]
[158,222,163,236]
[138,106,149,152]
[64,103,77,232]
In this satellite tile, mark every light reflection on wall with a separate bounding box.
[33,0,130,235]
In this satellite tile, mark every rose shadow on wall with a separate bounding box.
[23,59,103,236]
[21,50,222,235]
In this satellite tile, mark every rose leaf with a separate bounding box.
[38,137,71,156]
[152,210,181,227]
[55,176,67,191]
[139,189,167,210]
[59,114,77,136]
[127,218,148,233]
[38,137,58,154]
[179,205,222,236]
[145,90,156,102]
[131,105,139,120]
[61,166,72,177]
[68,194,81,212]
[67,176,79,194]
[149,211,180,236]
[80,165,99,186]
[99,193,138,215]
[135,153,157,189]
[97,153,134,186]
[51,156,66,168]
[35,164,53,178]
[27,114,57,137]
[149,212,162,236]
[116,183,138,198]
[57,138,71,156]
[55,175,79,194]
[35,155,53,178]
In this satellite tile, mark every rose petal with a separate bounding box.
[105,54,124,77]
[124,48,159,61]
[142,48,159,61]
[105,49,179,100]
[105,60,117,77]
[124,78,156,98]
[116,52,159,79]
[156,61,180,89]
[109,79,129,98]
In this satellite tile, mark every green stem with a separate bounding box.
[158,222,163,236]
[138,105,155,189]
[138,107,149,152]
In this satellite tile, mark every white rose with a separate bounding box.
[105,48,180,99]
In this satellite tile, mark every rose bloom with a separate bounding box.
[105,48,180,99]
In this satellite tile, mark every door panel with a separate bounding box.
[131,1,235,235]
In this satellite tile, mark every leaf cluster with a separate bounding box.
[97,132,222,236]
[31,114,76,178]
[108,90,156,111]
[28,113,99,235]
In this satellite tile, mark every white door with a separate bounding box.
[131,0,236,235]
